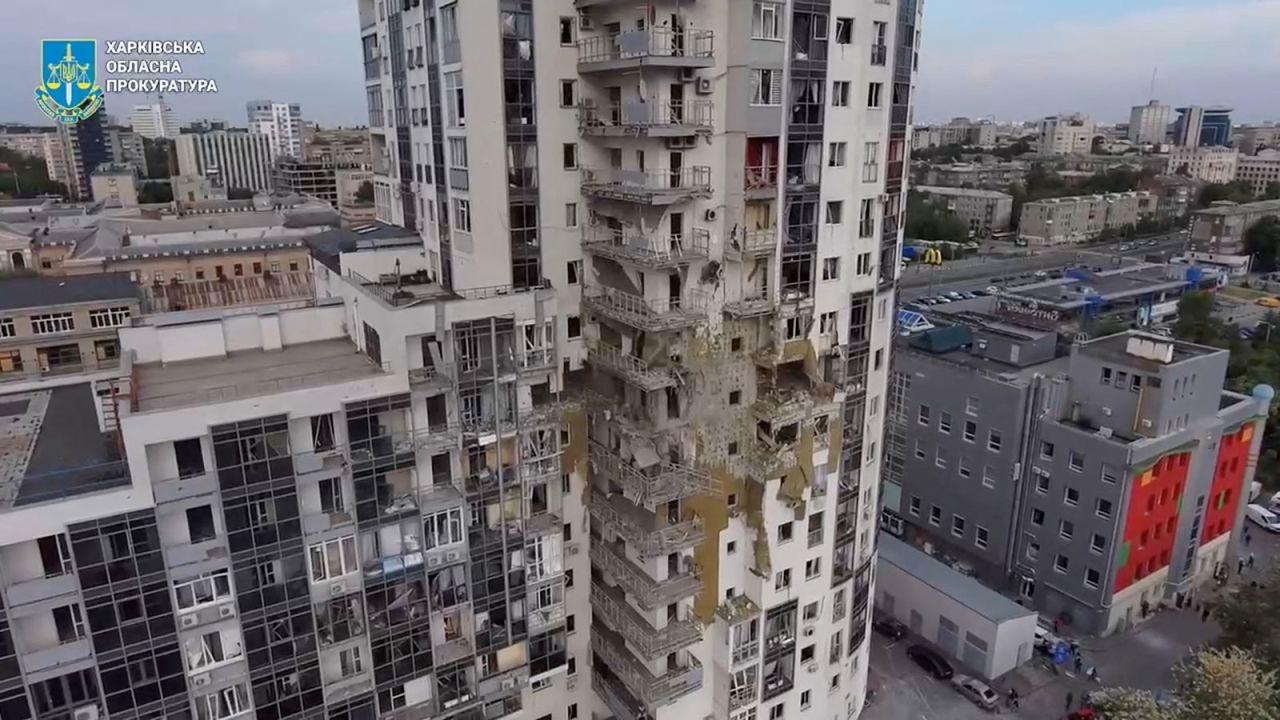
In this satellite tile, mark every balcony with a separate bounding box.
[581,225,710,269]
[590,624,703,708]
[591,581,701,659]
[23,637,93,674]
[582,285,707,333]
[744,165,779,200]
[726,228,777,261]
[589,541,701,609]
[729,665,759,710]
[4,572,78,609]
[528,599,566,635]
[579,100,713,137]
[577,28,715,73]
[409,363,454,391]
[588,489,703,557]
[589,440,718,508]
[723,292,775,319]
[579,166,712,205]
[587,342,675,393]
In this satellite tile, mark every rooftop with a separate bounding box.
[1194,199,1280,217]
[0,384,128,510]
[915,185,1013,200]
[133,337,386,412]
[878,534,1037,625]
[0,273,137,312]
[1007,264,1208,309]
[305,224,421,273]
[1078,331,1222,370]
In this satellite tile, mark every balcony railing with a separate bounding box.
[408,363,454,390]
[590,624,703,708]
[582,285,707,332]
[587,342,675,392]
[577,28,715,68]
[581,225,710,269]
[591,581,701,659]
[745,165,778,197]
[723,293,775,319]
[528,599,567,634]
[729,666,759,710]
[589,440,718,508]
[589,541,701,609]
[579,167,712,204]
[588,489,703,557]
[579,100,714,135]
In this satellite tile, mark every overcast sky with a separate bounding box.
[2,0,1277,127]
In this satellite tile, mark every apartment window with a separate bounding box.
[567,315,582,339]
[319,477,344,514]
[819,311,838,336]
[559,80,578,109]
[425,508,463,548]
[557,16,575,45]
[1041,441,1055,460]
[834,17,853,43]
[445,71,465,126]
[565,202,578,228]
[965,396,980,415]
[566,260,582,286]
[1036,474,1050,494]
[31,312,74,335]
[951,515,966,537]
[976,526,989,549]
[832,81,850,107]
[862,141,880,182]
[1089,533,1106,554]
[825,201,843,224]
[195,686,250,720]
[820,258,841,283]
[856,252,871,275]
[448,137,468,168]
[2,317,18,338]
[308,536,358,583]
[88,306,131,329]
[938,411,952,434]
[1068,450,1085,472]
[454,198,472,232]
[1101,464,1118,485]
[775,568,791,590]
[827,142,847,168]
[958,456,971,479]
[988,430,1002,452]
[906,497,921,517]
[186,505,217,543]
[563,143,578,170]
[1059,519,1074,541]
[929,505,941,527]
[1096,498,1113,519]
[1085,568,1100,589]
[918,404,930,425]
[962,421,976,442]
[339,646,364,678]
[751,68,782,105]
[777,522,794,544]
[1064,487,1080,507]
[866,82,883,108]
[174,570,233,611]
[805,558,821,579]
[1054,555,1070,574]
[753,2,784,39]
[981,465,996,488]
[1031,508,1045,527]
[727,541,737,555]
[769,704,784,720]
[935,448,948,470]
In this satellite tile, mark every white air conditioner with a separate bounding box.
[428,554,442,567]
[501,676,516,690]
[295,452,323,474]
[330,582,347,597]
[446,550,461,562]
[696,77,713,95]
[193,674,211,688]
[704,208,718,222]
[806,663,818,674]
[803,626,815,637]
[180,614,199,629]
[73,706,99,720]
[218,604,236,619]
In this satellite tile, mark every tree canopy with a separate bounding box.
[227,187,256,200]
[905,190,970,241]
[0,147,69,198]
[1199,181,1259,208]
[138,181,173,204]
[1245,217,1280,274]
[1093,648,1278,720]
[355,180,374,204]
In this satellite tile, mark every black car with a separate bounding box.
[873,617,908,641]
[906,644,954,679]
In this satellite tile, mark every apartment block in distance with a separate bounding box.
[1187,198,1280,273]
[1165,146,1238,184]
[1036,114,1096,155]
[1018,191,1155,246]
[914,186,1013,238]
[1237,149,1280,196]
[358,0,922,720]
[884,317,1269,636]
[175,131,274,193]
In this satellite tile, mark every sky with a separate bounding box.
[1,0,1277,128]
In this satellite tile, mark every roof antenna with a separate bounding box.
[1149,67,1158,100]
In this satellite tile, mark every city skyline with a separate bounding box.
[1,0,1278,128]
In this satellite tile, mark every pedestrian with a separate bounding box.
[1074,655,1083,674]
[1053,618,1060,634]
[1248,552,1256,569]
[1066,691,1074,711]
[1245,530,1252,546]
[1201,607,1210,622]
[1239,559,1245,574]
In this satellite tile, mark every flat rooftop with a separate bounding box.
[133,337,386,412]
[915,185,1013,200]
[1079,332,1221,369]
[1195,199,1280,217]
[878,534,1036,625]
[1007,264,1205,309]
[0,384,127,509]
[0,273,137,312]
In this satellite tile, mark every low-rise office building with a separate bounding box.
[1188,199,1280,270]
[89,164,140,208]
[1237,150,1280,197]
[1019,192,1155,246]
[912,119,997,149]
[1166,146,1239,184]
[915,186,1013,238]
[1037,114,1096,155]
[918,162,1029,190]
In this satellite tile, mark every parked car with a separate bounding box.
[935,296,952,303]
[872,617,908,641]
[960,291,977,299]
[947,291,963,299]
[985,285,1000,294]
[906,645,954,679]
[1255,297,1280,309]
[1034,626,1064,655]
[952,674,1000,710]
[1246,503,1280,532]
[972,289,990,296]
[1119,243,1132,251]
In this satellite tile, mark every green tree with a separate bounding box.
[1174,291,1218,344]
[1092,648,1278,720]
[355,180,374,203]
[227,187,256,200]
[912,143,966,163]
[1217,565,1280,674]
[1245,217,1280,274]
[0,147,69,198]
[905,190,969,241]
[1090,688,1177,720]
[1199,181,1258,208]
[142,138,174,179]
[1264,182,1280,201]
[138,181,173,204]
[990,139,1032,161]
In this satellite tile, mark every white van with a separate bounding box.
[1246,504,1280,532]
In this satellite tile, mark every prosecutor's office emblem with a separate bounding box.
[35,39,104,125]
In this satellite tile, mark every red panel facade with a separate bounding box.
[1113,450,1190,593]
[1201,423,1256,544]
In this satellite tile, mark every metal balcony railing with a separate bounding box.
[579,166,712,204]
[579,100,713,135]
[587,342,676,392]
[588,440,718,508]
[581,225,710,268]
[591,581,701,659]
[745,165,778,195]
[729,667,759,710]
[582,285,707,332]
[589,541,701,609]
[577,28,715,66]
[590,624,703,708]
[588,489,703,557]
[409,363,454,390]
[723,293,775,319]
[730,228,778,258]
[593,670,638,720]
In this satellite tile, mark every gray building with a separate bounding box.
[915,186,1014,238]
[1188,198,1280,262]
[886,321,1269,636]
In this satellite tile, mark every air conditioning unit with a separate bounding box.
[803,626,815,637]
[180,614,199,629]
[578,11,594,30]
[501,676,517,690]
[695,77,713,95]
[193,674,211,688]
[805,663,818,674]
[330,582,347,597]
[567,677,578,690]
[218,604,236,619]
[704,208,718,222]
[446,550,461,562]
[73,706,99,720]
[428,554,443,567]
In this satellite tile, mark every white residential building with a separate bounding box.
[1036,113,1096,155]
[1238,150,1280,196]
[175,130,274,192]
[1127,100,1170,145]
[247,100,305,160]
[1166,146,1239,184]
[129,102,180,139]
